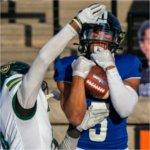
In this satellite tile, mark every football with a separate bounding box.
[85,65,109,99]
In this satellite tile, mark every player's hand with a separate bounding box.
[76,105,109,131]
[70,4,106,32]
[77,4,106,25]
[91,49,115,70]
[72,56,95,79]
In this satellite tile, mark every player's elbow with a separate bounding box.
[118,107,134,118]
[67,113,84,126]
[111,85,138,118]
[118,95,138,118]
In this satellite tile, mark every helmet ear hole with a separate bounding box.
[78,45,83,53]
[115,48,125,55]
[78,45,88,54]
[118,32,126,44]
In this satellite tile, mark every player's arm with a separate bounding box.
[17,24,77,109]
[56,56,95,125]
[58,78,109,150]
[56,81,87,150]
[17,3,106,110]
[54,57,87,125]
[57,77,86,125]
[123,78,140,91]
[91,50,141,118]
[106,67,140,118]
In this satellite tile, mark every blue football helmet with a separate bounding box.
[78,12,125,56]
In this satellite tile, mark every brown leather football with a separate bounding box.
[85,65,109,99]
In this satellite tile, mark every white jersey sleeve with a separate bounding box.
[17,24,77,109]
[1,74,52,149]
[4,74,22,98]
[3,74,37,120]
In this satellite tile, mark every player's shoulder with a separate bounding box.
[61,55,78,60]
[54,55,78,82]
[59,55,77,64]
[115,53,140,62]
[115,53,141,67]
[4,74,22,86]
[115,53,142,79]
[54,55,78,69]
[0,74,22,102]
[3,74,22,92]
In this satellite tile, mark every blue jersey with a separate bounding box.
[54,54,142,149]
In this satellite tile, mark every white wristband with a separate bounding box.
[72,71,86,79]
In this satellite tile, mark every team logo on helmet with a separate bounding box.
[0,61,15,74]
[0,64,10,74]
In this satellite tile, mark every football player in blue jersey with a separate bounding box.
[54,9,142,150]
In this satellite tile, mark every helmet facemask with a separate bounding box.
[78,22,125,58]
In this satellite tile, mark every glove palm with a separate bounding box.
[91,49,115,70]
[77,104,109,131]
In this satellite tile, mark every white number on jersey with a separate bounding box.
[89,102,109,142]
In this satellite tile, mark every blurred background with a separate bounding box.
[1,0,150,149]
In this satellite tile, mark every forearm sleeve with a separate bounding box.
[106,67,138,118]
[17,24,77,109]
